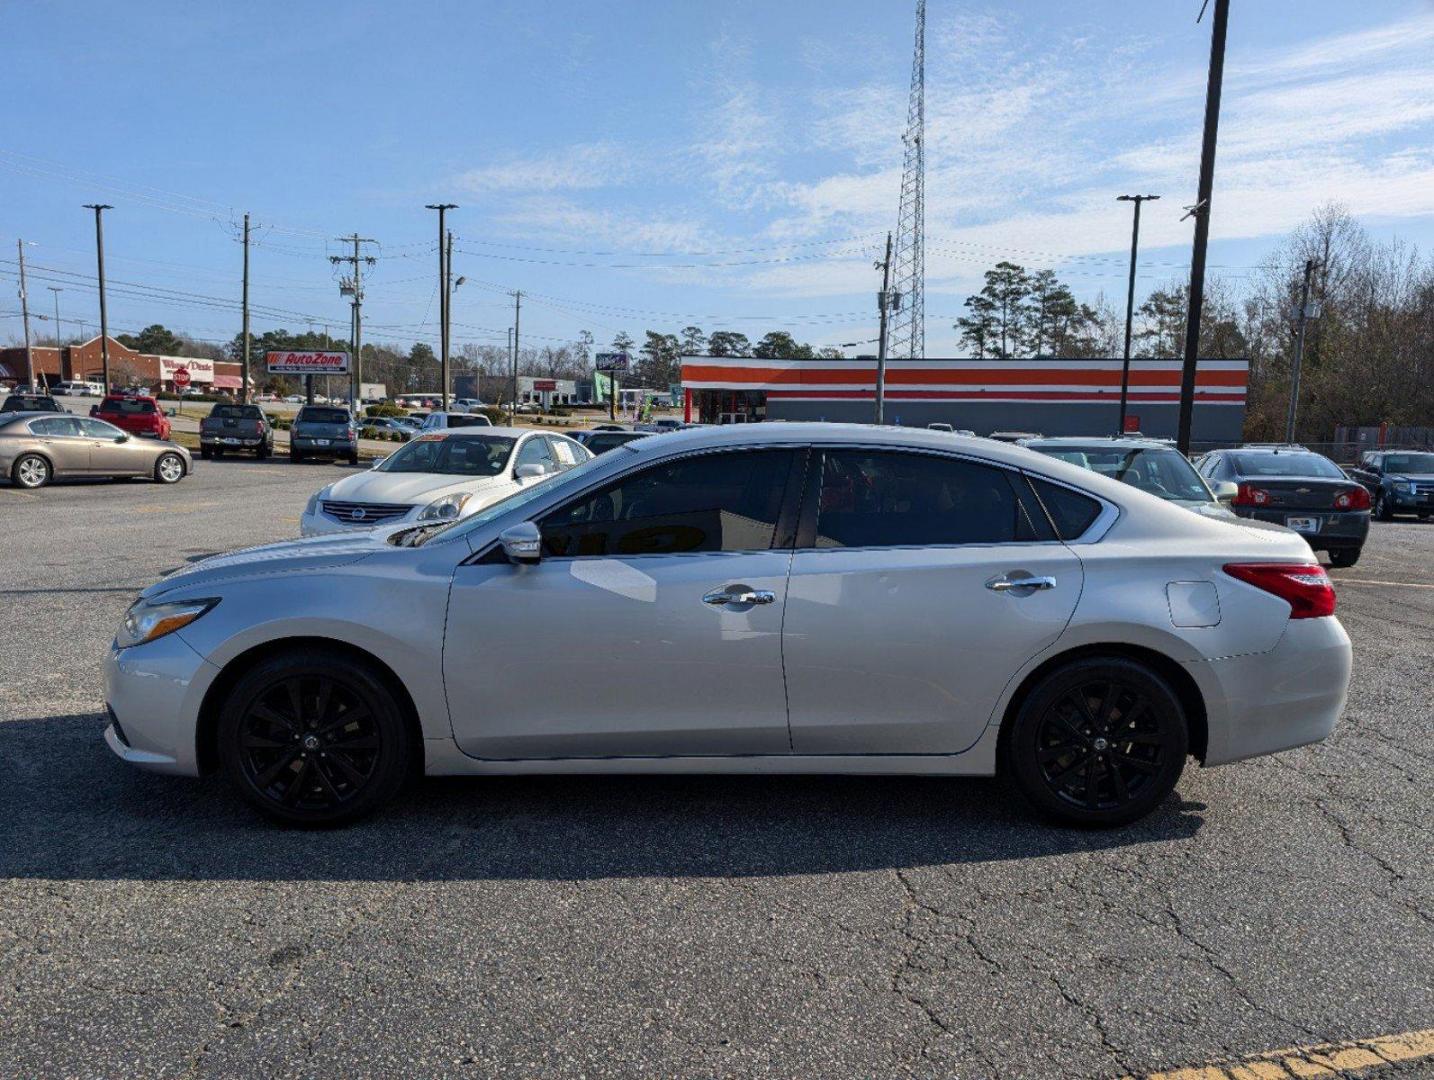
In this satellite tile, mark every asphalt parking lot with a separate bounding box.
[1,461,1430,1079]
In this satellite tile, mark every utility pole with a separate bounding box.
[83,204,113,390]
[47,286,63,378]
[241,212,252,403]
[331,235,376,412]
[1175,0,1229,455]
[1285,258,1319,444]
[1116,194,1160,434]
[425,203,457,409]
[17,240,35,391]
[874,231,894,425]
[445,229,456,407]
[507,327,514,415]
[510,291,522,424]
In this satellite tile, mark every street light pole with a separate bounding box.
[83,204,113,391]
[1116,194,1160,434]
[874,231,893,425]
[425,203,457,410]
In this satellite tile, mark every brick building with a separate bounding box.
[0,336,245,393]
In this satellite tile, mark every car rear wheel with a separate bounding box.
[1328,547,1361,568]
[218,650,412,827]
[1004,658,1188,827]
[12,453,51,489]
[290,448,303,464]
[200,447,213,460]
[154,453,185,484]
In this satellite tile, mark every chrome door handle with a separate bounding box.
[703,586,777,606]
[987,575,1057,592]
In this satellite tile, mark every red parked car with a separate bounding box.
[91,394,172,440]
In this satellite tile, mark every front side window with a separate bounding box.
[811,450,1042,548]
[79,418,122,438]
[515,436,557,472]
[377,434,516,476]
[540,449,795,557]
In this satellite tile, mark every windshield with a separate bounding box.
[1230,452,1344,478]
[1030,445,1211,502]
[377,434,517,476]
[420,449,614,543]
[1383,453,1434,474]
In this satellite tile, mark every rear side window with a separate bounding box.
[298,407,350,424]
[1027,477,1103,540]
[540,449,795,557]
[810,450,1041,548]
[29,416,82,436]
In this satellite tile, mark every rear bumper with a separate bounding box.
[1234,508,1369,549]
[1189,616,1351,767]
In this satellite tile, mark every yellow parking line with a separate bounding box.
[1127,1027,1434,1079]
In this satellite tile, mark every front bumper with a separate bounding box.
[1389,488,1434,510]
[103,632,217,776]
[1190,615,1352,767]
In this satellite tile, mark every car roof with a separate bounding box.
[1023,436,1177,450]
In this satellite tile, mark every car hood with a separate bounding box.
[1389,473,1434,483]
[142,528,404,601]
[322,469,511,505]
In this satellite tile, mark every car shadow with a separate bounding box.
[0,713,1205,882]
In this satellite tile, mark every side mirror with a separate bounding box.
[114,434,129,443]
[514,463,546,479]
[499,521,542,564]
[370,456,387,469]
[1212,480,1238,503]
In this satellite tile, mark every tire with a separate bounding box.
[1004,658,1188,827]
[213,447,224,459]
[1374,490,1394,522]
[154,452,186,484]
[12,453,51,489]
[1328,547,1361,568]
[347,452,360,466]
[217,649,412,827]
[200,447,213,460]
[290,449,303,464]
[256,443,270,460]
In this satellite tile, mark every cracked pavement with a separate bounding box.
[1,462,1431,1078]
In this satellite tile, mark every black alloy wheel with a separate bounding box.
[218,650,411,826]
[1374,490,1394,522]
[1328,547,1361,568]
[1005,658,1187,826]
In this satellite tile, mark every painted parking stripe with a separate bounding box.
[1125,1027,1434,1079]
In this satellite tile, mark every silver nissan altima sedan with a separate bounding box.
[104,423,1351,827]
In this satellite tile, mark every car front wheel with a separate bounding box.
[154,453,186,484]
[1374,490,1394,521]
[1004,658,1188,827]
[218,649,412,827]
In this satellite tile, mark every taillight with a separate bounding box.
[1334,487,1370,511]
[1222,563,1336,619]
[254,421,264,433]
[1231,482,1271,507]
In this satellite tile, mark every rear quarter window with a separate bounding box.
[1027,477,1103,540]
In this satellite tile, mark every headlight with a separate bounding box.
[1393,481,1411,494]
[418,492,472,522]
[116,598,219,649]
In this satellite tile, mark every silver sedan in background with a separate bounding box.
[103,424,1349,827]
[2,412,191,489]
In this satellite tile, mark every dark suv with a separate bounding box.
[290,405,358,465]
[1195,445,1370,566]
[200,403,273,459]
[1345,450,1434,521]
[2,393,61,414]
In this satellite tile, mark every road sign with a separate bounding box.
[172,366,191,388]
[266,350,350,375]
[595,352,629,372]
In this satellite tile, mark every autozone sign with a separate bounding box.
[265,351,351,375]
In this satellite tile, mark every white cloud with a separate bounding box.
[454,143,628,194]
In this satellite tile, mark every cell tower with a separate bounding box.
[889,0,926,361]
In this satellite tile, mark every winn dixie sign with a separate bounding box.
[265,351,351,375]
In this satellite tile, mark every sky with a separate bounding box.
[3,0,1434,360]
